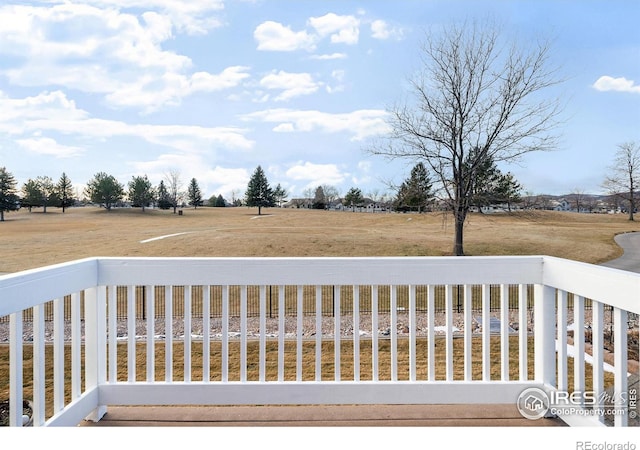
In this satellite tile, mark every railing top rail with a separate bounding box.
[95,255,545,287]
[2,255,639,315]
[543,256,640,314]
[0,258,98,317]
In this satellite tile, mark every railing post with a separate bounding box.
[534,284,556,388]
[84,286,107,422]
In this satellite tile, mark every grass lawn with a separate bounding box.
[0,206,638,273]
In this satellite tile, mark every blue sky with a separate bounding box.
[0,1,638,202]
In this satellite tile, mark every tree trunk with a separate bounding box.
[453,207,466,256]
[0,210,4,221]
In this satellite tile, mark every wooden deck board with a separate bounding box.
[79,404,568,427]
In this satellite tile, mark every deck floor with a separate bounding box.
[79,404,568,427]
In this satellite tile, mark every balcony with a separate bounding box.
[1,256,638,427]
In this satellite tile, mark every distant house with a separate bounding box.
[551,199,571,211]
[283,198,312,208]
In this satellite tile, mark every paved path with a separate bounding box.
[601,231,640,273]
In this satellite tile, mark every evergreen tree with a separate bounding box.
[312,186,326,209]
[343,187,364,210]
[0,167,19,221]
[215,194,226,207]
[84,172,124,211]
[128,175,155,211]
[273,183,288,207]
[57,172,75,213]
[466,151,502,209]
[494,172,522,211]
[395,163,434,212]
[464,152,523,211]
[21,179,41,212]
[156,180,171,209]
[187,178,203,209]
[244,165,274,215]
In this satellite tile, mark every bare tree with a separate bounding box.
[322,185,340,208]
[603,141,640,221]
[369,19,562,255]
[571,188,585,213]
[165,169,184,214]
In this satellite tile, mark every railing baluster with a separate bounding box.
[165,286,173,382]
[500,284,509,381]
[613,307,629,427]
[184,285,192,383]
[591,299,604,424]
[296,285,303,381]
[278,284,285,381]
[259,285,266,382]
[240,285,247,382]
[127,286,135,382]
[445,284,453,381]
[573,295,585,405]
[427,285,435,381]
[353,285,360,381]
[463,284,472,381]
[518,284,528,381]
[372,285,379,382]
[334,285,341,381]
[9,312,23,427]
[221,286,229,382]
[202,285,211,382]
[71,292,82,399]
[557,290,568,392]
[315,285,322,381]
[482,284,490,381]
[33,304,45,426]
[108,286,117,383]
[53,297,64,413]
[146,286,155,382]
[390,285,397,381]
[409,285,416,382]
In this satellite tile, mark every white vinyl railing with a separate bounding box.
[1,256,638,427]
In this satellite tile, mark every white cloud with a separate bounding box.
[254,21,316,51]
[49,0,225,35]
[326,70,346,94]
[259,71,320,101]
[255,13,362,52]
[0,90,254,153]
[592,76,640,94]
[308,13,360,45]
[0,3,242,112]
[309,53,348,60]
[286,162,347,188]
[17,137,84,158]
[370,19,404,40]
[242,108,390,141]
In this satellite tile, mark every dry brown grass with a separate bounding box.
[1,206,638,273]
